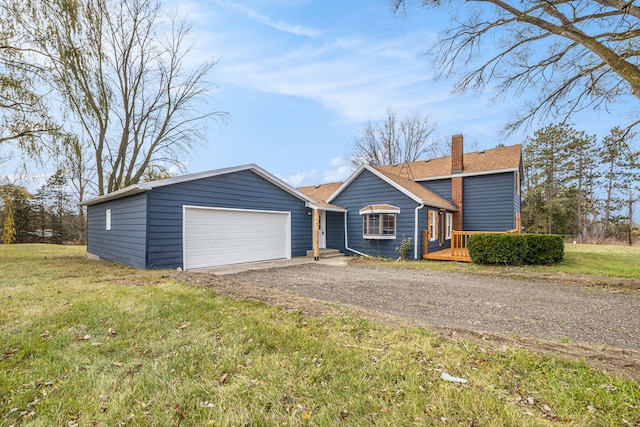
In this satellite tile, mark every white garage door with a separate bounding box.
[183,206,291,270]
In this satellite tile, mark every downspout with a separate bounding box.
[414,204,425,260]
[344,210,370,257]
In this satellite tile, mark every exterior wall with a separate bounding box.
[463,172,516,231]
[332,169,420,259]
[325,211,346,253]
[421,179,451,200]
[86,193,148,269]
[145,169,312,269]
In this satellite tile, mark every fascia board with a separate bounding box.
[305,202,347,213]
[415,167,519,182]
[80,186,146,206]
[364,165,423,204]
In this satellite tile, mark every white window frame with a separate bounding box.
[105,209,112,231]
[429,210,437,241]
[362,213,396,239]
[359,205,400,240]
[446,212,452,239]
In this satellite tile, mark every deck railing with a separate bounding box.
[423,230,511,261]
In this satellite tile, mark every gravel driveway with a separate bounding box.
[228,263,640,351]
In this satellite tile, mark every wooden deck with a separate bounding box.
[422,230,475,262]
[422,230,518,262]
[423,248,471,262]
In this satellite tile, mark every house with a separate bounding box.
[83,135,521,269]
[297,134,522,260]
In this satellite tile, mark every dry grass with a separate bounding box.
[1,244,638,426]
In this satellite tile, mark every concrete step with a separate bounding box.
[306,248,344,259]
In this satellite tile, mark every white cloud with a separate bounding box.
[280,169,318,187]
[212,1,323,38]
[323,157,354,183]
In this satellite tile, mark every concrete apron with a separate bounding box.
[190,256,349,275]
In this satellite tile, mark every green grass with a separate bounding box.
[529,243,640,278]
[366,244,640,280]
[1,244,639,426]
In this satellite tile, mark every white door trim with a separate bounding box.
[319,210,327,249]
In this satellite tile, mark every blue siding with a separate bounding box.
[325,211,345,252]
[86,193,147,269]
[421,179,451,201]
[463,172,516,231]
[332,169,421,259]
[145,169,312,268]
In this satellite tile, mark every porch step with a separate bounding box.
[306,248,344,259]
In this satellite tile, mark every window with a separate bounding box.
[359,204,400,239]
[446,212,452,239]
[428,210,438,241]
[363,213,396,238]
[105,209,111,231]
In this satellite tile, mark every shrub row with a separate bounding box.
[467,233,564,265]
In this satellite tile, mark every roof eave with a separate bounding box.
[80,186,146,206]
[415,167,520,182]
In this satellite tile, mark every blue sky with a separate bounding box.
[0,0,624,190]
[166,0,542,186]
[172,0,637,188]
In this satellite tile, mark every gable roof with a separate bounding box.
[82,164,316,206]
[376,144,522,181]
[327,165,457,211]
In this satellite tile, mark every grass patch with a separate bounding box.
[1,244,639,426]
[363,244,640,281]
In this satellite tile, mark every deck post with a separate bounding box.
[313,208,320,261]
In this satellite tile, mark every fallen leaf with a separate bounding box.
[107,328,117,336]
[219,373,228,384]
[175,402,184,416]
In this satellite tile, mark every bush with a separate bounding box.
[523,234,564,264]
[468,233,564,265]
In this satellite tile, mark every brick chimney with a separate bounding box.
[451,134,464,174]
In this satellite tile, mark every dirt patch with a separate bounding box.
[170,264,640,382]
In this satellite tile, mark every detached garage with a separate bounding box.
[82,164,316,270]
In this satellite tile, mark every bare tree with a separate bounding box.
[351,109,439,167]
[0,2,58,151]
[392,0,640,134]
[10,0,227,195]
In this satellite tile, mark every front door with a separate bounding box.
[319,210,327,249]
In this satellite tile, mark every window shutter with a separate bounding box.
[427,211,432,240]
[434,211,439,240]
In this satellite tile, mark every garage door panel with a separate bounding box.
[184,207,290,269]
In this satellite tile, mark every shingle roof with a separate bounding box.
[372,167,457,210]
[297,182,345,211]
[376,144,522,180]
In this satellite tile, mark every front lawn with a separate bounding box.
[0,244,638,426]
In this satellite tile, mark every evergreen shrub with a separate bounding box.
[467,233,564,265]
